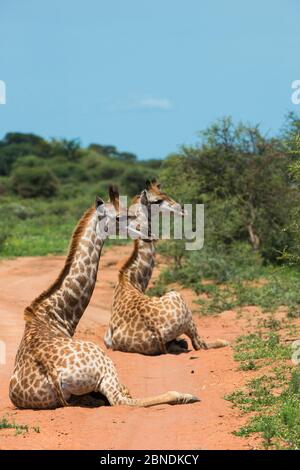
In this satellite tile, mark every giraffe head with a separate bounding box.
[127,178,186,240]
[143,177,186,216]
[96,185,142,239]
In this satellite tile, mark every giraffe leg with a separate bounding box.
[98,375,200,408]
[141,314,167,354]
[59,342,200,408]
[184,316,229,350]
[185,319,208,350]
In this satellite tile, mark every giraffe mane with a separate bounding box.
[118,239,140,282]
[24,206,96,320]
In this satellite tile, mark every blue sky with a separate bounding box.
[0,0,299,159]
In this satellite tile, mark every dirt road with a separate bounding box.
[0,246,259,450]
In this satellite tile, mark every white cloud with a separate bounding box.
[135,97,172,110]
[105,94,172,112]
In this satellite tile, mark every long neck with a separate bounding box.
[119,239,156,293]
[25,207,105,337]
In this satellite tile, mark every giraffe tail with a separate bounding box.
[117,391,200,407]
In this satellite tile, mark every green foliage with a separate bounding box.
[0,415,41,435]
[0,115,299,263]
[226,336,300,450]
[280,113,300,266]
[12,154,44,169]
[234,333,291,367]
[159,117,298,264]
[0,416,29,435]
[0,130,163,257]
[158,241,263,287]
[88,143,137,162]
[11,166,59,198]
[196,270,300,316]
[152,116,300,316]
[120,167,155,197]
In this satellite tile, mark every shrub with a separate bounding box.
[12,155,45,169]
[158,241,262,286]
[84,160,124,182]
[11,166,59,198]
[120,167,154,196]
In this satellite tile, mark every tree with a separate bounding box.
[0,132,52,175]
[2,132,46,147]
[0,144,39,175]
[50,138,81,160]
[159,117,298,262]
[280,113,300,264]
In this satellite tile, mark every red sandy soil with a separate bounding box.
[0,246,264,450]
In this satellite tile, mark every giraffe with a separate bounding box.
[104,179,229,355]
[9,186,199,409]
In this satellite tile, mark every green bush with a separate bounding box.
[11,166,59,198]
[12,155,45,169]
[158,240,262,286]
[84,159,124,181]
[120,167,154,196]
[48,156,87,181]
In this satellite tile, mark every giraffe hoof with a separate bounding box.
[183,394,201,404]
[177,393,201,404]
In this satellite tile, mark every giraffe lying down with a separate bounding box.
[10,323,199,409]
[9,187,199,409]
[105,179,229,355]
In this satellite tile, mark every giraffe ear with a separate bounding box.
[95,196,104,208]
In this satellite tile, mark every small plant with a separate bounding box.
[0,416,41,435]
[261,318,282,331]
[0,416,29,435]
[287,304,300,319]
[238,360,257,371]
[234,333,291,369]
[226,331,300,449]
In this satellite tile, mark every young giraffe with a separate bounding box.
[105,179,229,355]
[9,186,199,409]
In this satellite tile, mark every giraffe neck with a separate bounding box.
[119,239,156,293]
[25,207,104,337]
